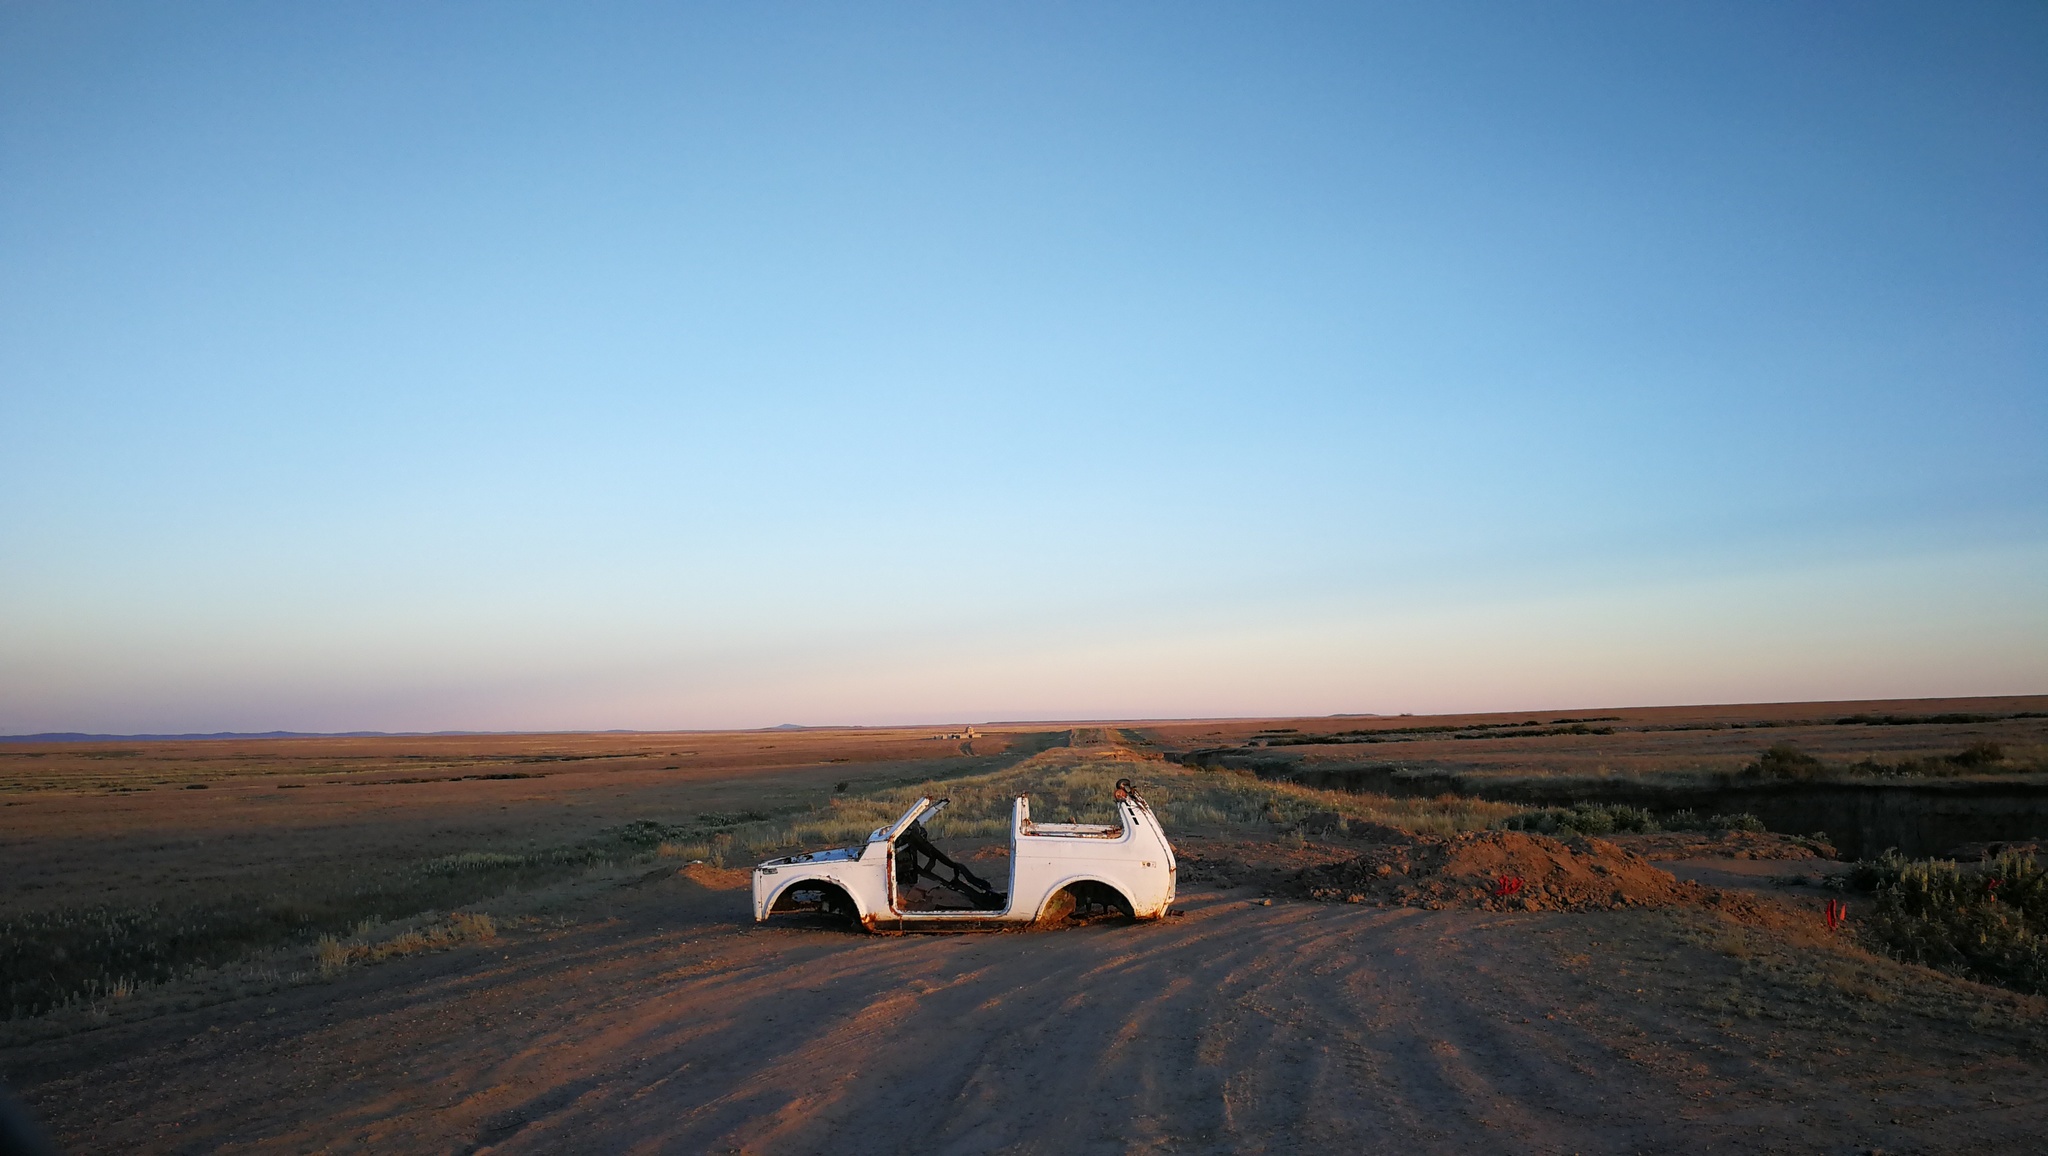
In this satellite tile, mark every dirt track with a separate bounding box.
[9,713,2048,1153]
[21,867,2047,1155]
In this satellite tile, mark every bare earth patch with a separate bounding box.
[15,872,2046,1155]
[1289,830,1703,913]
[1612,830,1834,862]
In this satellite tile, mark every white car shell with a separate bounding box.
[752,786,1176,931]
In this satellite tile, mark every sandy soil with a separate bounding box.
[12,860,2047,1155]
[8,709,2048,1153]
[1290,831,1705,912]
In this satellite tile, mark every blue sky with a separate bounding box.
[3,2,2043,732]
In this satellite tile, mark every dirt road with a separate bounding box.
[18,865,2045,1154]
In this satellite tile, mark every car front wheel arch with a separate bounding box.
[765,878,863,927]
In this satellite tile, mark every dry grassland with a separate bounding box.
[4,702,2047,1153]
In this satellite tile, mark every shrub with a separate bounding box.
[1953,741,2006,768]
[1851,851,2048,994]
[1741,742,1831,781]
[1847,743,2018,778]
[1498,803,1661,837]
[1662,809,1768,833]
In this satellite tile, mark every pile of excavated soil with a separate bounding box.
[1289,830,1705,913]
[676,862,752,890]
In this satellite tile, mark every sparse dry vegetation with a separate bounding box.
[1664,905,2047,1043]
[1846,741,2022,778]
[8,703,2048,1154]
[315,912,497,978]
[1740,739,2035,781]
[1,750,1518,1023]
[1498,802,1768,837]
[660,755,1526,866]
[0,818,717,1020]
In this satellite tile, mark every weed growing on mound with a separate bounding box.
[1851,851,2048,994]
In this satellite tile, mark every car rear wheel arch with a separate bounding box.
[1035,879,1136,925]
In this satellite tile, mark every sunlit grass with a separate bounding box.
[694,755,1524,861]
[315,911,497,978]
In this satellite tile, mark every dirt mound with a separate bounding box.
[1289,830,1702,912]
[676,862,751,890]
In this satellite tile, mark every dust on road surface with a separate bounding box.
[19,863,2046,1155]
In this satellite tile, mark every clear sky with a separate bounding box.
[3,2,2044,734]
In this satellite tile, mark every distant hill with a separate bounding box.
[1,730,485,743]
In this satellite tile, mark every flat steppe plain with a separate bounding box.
[6,699,2048,1154]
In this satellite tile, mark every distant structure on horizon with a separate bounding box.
[932,726,980,741]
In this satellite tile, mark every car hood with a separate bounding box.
[756,846,862,869]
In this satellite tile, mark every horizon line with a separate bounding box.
[7,692,2046,743]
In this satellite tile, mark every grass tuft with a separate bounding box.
[314,911,498,979]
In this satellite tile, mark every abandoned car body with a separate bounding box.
[752,780,1176,931]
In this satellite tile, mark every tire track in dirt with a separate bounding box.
[15,871,2048,1154]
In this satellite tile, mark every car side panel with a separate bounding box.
[755,795,1177,927]
[752,850,892,922]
